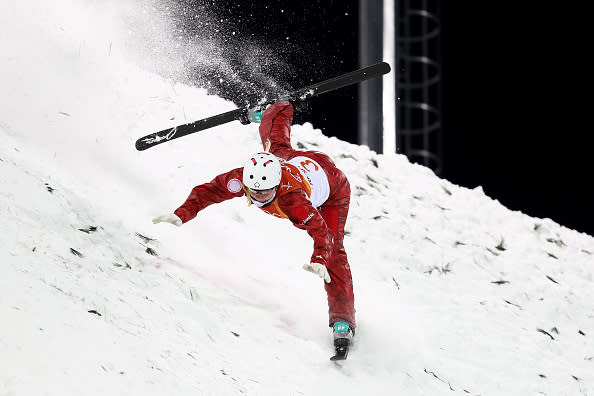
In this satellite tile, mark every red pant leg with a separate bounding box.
[319,185,356,329]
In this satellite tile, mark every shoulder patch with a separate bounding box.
[227,178,243,193]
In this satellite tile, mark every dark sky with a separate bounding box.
[177,1,592,236]
[440,3,592,236]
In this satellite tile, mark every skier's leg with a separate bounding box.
[258,102,294,158]
[319,194,356,329]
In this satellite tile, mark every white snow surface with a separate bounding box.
[1,1,593,395]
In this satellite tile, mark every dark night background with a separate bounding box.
[177,1,592,236]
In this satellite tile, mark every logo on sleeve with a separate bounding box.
[227,178,243,193]
[302,213,314,225]
[292,206,314,225]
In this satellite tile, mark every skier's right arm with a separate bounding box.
[173,168,245,223]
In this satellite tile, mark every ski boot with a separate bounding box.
[330,321,353,361]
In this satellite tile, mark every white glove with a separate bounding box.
[152,213,182,227]
[303,262,331,283]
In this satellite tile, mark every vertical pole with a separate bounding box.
[383,0,396,154]
[359,0,384,154]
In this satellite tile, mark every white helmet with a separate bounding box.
[242,152,282,190]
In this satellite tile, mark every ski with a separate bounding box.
[330,338,350,361]
[135,62,391,151]
[330,347,349,361]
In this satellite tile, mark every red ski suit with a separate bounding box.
[174,102,356,328]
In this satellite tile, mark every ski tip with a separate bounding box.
[135,140,149,151]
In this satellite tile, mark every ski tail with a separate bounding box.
[297,61,391,99]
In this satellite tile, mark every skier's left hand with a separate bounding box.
[303,262,331,283]
[152,213,182,227]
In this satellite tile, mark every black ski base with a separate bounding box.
[135,61,390,151]
[330,338,350,361]
[330,345,349,361]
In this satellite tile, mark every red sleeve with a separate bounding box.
[277,190,333,267]
[174,168,245,223]
[259,101,294,152]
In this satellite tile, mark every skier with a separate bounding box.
[152,101,355,357]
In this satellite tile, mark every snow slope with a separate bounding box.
[1,1,593,395]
